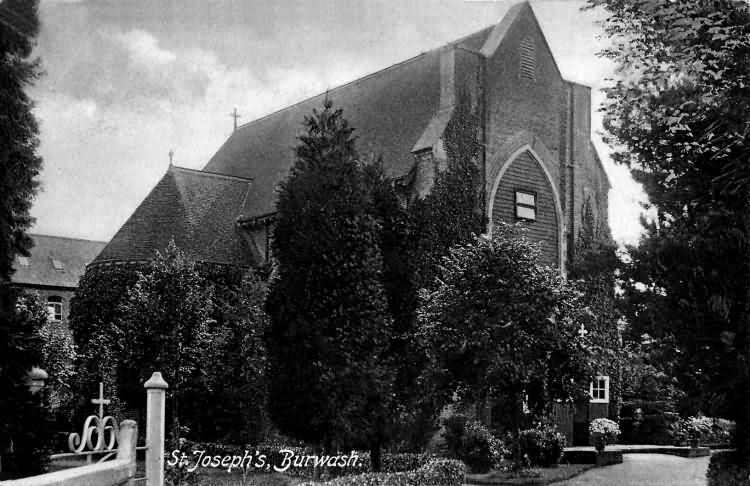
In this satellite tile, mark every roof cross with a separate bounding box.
[91,382,111,419]
[229,107,241,131]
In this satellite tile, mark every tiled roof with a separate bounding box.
[98,17,512,266]
[12,234,107,289]
[94,165,256,266]
[203,26,494,219]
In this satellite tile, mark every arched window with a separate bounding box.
[520,36,536,82]
[47,295,63,321]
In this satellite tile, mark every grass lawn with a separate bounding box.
[466,464,595,486]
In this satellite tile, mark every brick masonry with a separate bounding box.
[474,3,609,271]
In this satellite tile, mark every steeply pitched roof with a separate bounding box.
[98,9,537,266]
[203,26,494,219]
[94,166,256,266]
[12,235,107,289]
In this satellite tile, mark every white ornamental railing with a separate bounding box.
[0,372,168,486]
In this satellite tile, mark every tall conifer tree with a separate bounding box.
[0,0,50,477]
[266,99,394,466]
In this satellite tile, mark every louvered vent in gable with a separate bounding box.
[520,37,536,81]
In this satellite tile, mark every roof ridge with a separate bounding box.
[170,165,254,182]
[231,23,498,135]
[30,234,107,244]
[233,51,431,133]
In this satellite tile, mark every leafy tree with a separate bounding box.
[117,242,214,433]
[569,197,622,416]
[199,272,269,443]
[266,99,395,467]
[0,293,52,478]
[378,88,487,450]
[418,225,598,467]
[588,0,750,459]
[36,303,77,414]
[0,0,50,477]
[70,245,269,443]
[68,263,144,422]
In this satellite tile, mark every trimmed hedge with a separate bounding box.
[707,450,749,486]
[296,459,466,486]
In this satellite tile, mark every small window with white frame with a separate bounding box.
[515,189,537,221]
[590,376,610,403]
[47,296,63,322]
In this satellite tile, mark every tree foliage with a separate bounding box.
[118,242,215,431]
[419,225,597,411]
[199,272,269,443]
[418,225,600,465]
[0,292,52,478]
[0,0,41,281]
[266,99,395,457]
[68,262,144,422]
[0,0,50,477]
[410,88,486,291]
[588,0,750,460]
[69,246,268,443]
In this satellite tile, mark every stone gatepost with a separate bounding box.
[144,372,168,486]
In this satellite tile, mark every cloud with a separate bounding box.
[112,28,176,66]
[29,0,646,244]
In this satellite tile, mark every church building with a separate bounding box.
[92,2,612,444]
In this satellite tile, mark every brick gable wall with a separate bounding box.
[476,4,610,270]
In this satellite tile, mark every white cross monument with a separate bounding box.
[92,382,111,419]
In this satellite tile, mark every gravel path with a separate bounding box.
[551,453,710,486]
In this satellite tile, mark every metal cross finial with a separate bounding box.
[229,107,241,131]
[91,382,111,419]
[168,149,174,165]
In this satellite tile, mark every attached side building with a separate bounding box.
[12,234,107,325]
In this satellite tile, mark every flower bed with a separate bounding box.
[296,458,466,486]
[174,440,438,480]
[672,417,735,447]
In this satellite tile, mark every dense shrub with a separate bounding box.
[296,459,465,486]
[707,450,749,486]
[441,415,503,473]
[672,416,735,446]
[517,423,566,467]
[618,403,679,445]
[589,418,620,444]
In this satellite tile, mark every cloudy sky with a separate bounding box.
[28,0,646,245]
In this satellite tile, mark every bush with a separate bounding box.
[672,416,735,446]
[296,458,466,486]
[589,418,620,444]
[618,402,679,445]
[517,423,566,467]
[441,415,503,473]
[707,450,749,486]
